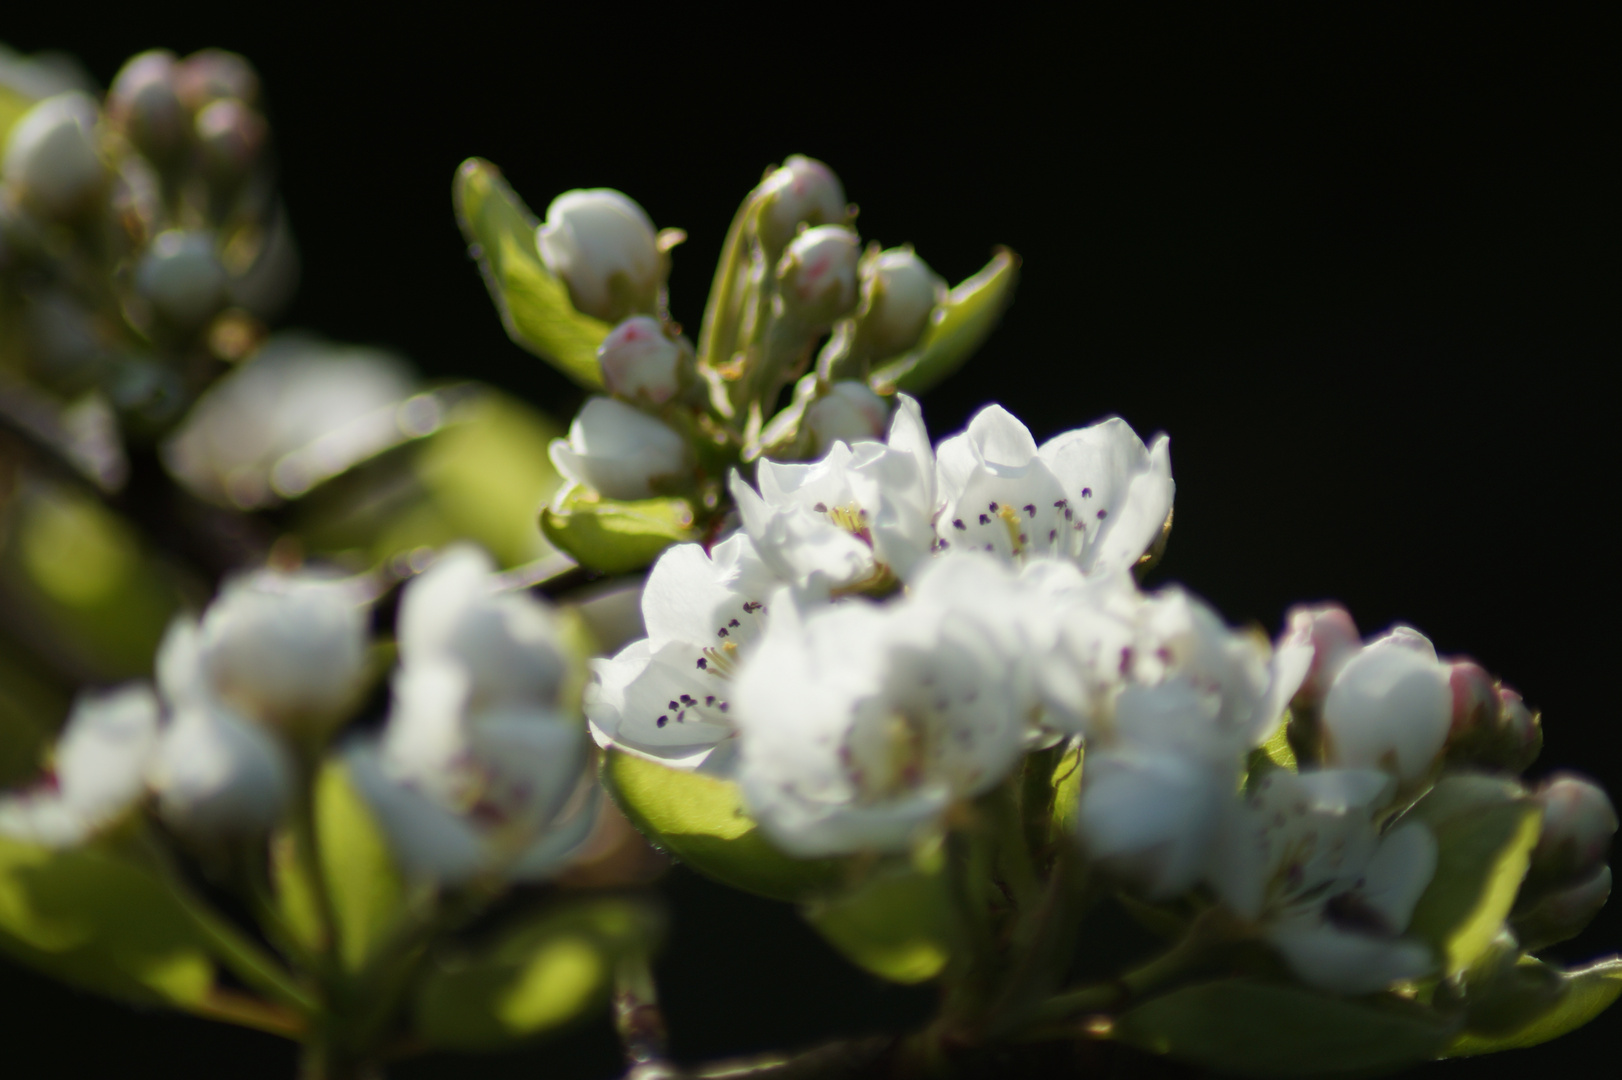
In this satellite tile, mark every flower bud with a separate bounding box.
[536,188,660,323]
[194,98,267,184]
[1527,774,1617,887]
[136,229,228,330]
[805,381,889,453]
[175,48,260,110]
[549,396,690,501]
[1280,603,1361,711]
[1319,629,1451,783]
[775,225,859,327]
[107,50,186,163]
[2,92,107,220]
[757,155,847,256]
[1512,864,1612,951]
[854,247,946,360]
[1448,682,1544,773]
[150,704,292,839]
[1447,660,1496,737]
[598,316,684,405]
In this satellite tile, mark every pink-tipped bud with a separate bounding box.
[1280,603,1360,709]
[1529,774,1617,886]
[1448,660,1497,738]
[175,49,260,110]
[195,98,267,183]
[598,316,683,405]
[107,50,186,163]
[775,225,860,327]
[757,155,847,255]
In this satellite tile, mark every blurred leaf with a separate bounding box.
[540,483,697,575]
[869,248,1019,395]
[1402,775,1542,977]
[1050,742,1083,833]
[0,643,68,788]
[316,759,404,973]
[603,750,843,902]
[453,158,609,389]
[414,898,660,1050]
[0,82,32,144]
[804,864,954,983]
[1445,956,1622,1056]
[269,830,324,953]
[1114,978,1455,1077]
[0,835,215,1007]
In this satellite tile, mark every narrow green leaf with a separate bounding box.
[453,158,610,388]
[603,750,844,902]
[414,898,660,1050]
[269,830,324,952]
[869,248,1019,395]
[0,835,215,1007]
[540,483,698,575]
[1114,979,1455,1077]
[1402,775,1542,977]
[804,865,955,983]
[316,759,405,973]
[1445,955,1622,1056]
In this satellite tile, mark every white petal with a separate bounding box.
[508,785,603,881]
[1360,822,1438,931]
[1322,639,1451,781]
[1254,638,1314,745]
[1266,916,1434,994]
[640,535,775,649]
[557,397,688,500]
[54,683,160,823]
[585,640,736,768]
[150,704,292,838]
[1077,747,1227,898]
[345,743,486,884]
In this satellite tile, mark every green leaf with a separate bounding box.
[540,483,698,575]
[1114,979,1455,1077]
[603,750,844,902]
[414,898,661,1050]
[270,830,324,953]
[1446,955,1622,1056]
[1,82,35,146]
[316,759,405,973]
[803,864,955,983]
[0,835,215,1007]
[1245,719,1298,793]
[1402,775,1542,977]
[453,158,611,388]
[869,248,1019,395]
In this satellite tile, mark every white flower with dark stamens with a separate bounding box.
[732,568,1028,857]
[549,396,690,501]
[536,188,661,322]
[0,685,159,848]
[934,405,1172,574]
[598,315,684,405]
[1318,626,1452,784]
[1208,768,1438,994]
[731,394,935,595]
[586,533,780,772]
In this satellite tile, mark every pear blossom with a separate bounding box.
[549,395,690,501]
[757,154,847,254]
[933,405,1173,576]
[804,381,890,455]
[536,188,660,322]
[2,91,107,218]
[730,394,936,595]
[775,225,860,326]
[587,533,780,772]
[598,315,684,405]
[731,554,1030,856]
[1208,768,1438,993]
[0,685,159,847]
[855,247,945,360]
[1318,627,1452,784]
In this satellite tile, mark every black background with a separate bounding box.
[3,7,1616,1078]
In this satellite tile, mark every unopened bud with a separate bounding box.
[1447,661,1497,737]
[1320,629,1451,783]
[1512,864,1612,951]
[598,316,684,405]
[150,704,292,839]
[107,50,186,163]
[1527,774,1617,887]
[195,98,267,183]
[806,381,890,453]
[137,230,228,330]
[1450,682,1544,773]
[854,247,945,360]
[1280,603,1361,710]
[175,48,260,110]
[549,396,691,500]
[757,155,848,255]
[775,225,859,327]
[2,92,107,220]
[536,188,661,323]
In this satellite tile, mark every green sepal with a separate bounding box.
[1244,719,1298,793]
[803,861,956,984]
[1444,955,1622,1056]
[413,898,662,1050]
[315,759,406,973]
[1400,775,1543,977]
[602,749,844,902]
[453,158,611,388]
[540,483,698,575]
[0,835,216,1008]
[1114,978,1456,1078]
[869,248,1019,396]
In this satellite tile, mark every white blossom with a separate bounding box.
[536,188,660,322]
[0,685,159,847]
[586,533,779,772]
[934,405,1173,575]
[1208,768,1437,994]
[1319,627,1452,784]
[549,395,690,501]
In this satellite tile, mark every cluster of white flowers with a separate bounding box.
[0,547,593,887]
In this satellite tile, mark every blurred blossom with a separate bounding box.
[174,48,260,110]
[2,91,107,219]
[136,229,228,329]
[549,395,690,500]
[106,50,186,162]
